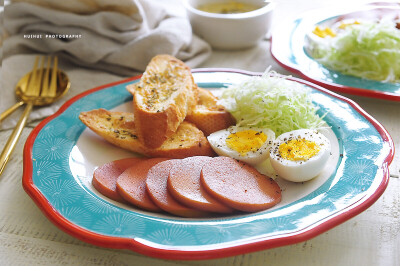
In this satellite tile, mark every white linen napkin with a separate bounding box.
[0,0,211,130]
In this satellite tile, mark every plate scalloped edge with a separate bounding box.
[22,69,394,260]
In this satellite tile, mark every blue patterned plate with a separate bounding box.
[23,69,394,260]
[271,2,400,101]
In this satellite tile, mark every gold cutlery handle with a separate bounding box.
[0,101,25,122]
[0,102,33,176]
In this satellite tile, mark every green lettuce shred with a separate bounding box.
[310,20,400,83]
[219,70,326,136]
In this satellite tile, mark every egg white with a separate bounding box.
[207,126,275,166]
[269,129,331,182]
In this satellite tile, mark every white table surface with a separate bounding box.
[1,1,399,265]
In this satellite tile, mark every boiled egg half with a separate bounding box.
[269,129,331,182]
[207,126,275,166]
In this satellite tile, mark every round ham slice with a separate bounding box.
[116,158,167,212]
[167,156,233,213]
[146,159,212,217]
[201,157,281,212]
[92,157,144,203]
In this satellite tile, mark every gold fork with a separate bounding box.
[0,56,70,176]
[0,57,63,122]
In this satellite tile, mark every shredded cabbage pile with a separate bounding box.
[311,20,400,83]
[219,70,326,136]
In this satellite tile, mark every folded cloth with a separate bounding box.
[10,0,144,17]
[3,0,211,74]
[0,9,4,64]
[0,0,211,130]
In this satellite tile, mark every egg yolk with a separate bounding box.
[338,20,360,29]
[279,138,320,161]
[226,130,267,156]
[313,26,336,38]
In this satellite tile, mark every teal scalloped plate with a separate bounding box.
[23,69,394,260]
[271,2,400,101]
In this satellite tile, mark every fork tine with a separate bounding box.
[48,56,58,98]
[41,56,51,96]
[27,56,45,97]
[38,57,45,91]
[25,56,39,95]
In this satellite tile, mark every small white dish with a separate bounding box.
[183,0,275,50]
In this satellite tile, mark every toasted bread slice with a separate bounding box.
[186,88,235,136]
[79,109,215,159]
[127,55,198,149]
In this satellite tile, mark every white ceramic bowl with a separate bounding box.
[183,0,275,50]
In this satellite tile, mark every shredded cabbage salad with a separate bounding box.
[310,20,400,83]
[219,69,326,136]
